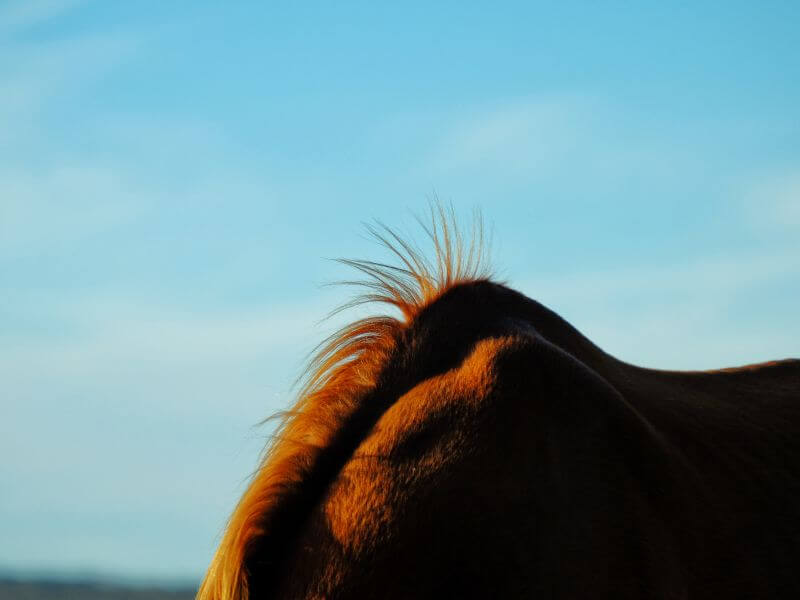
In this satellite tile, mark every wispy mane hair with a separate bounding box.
[197,204,492,600]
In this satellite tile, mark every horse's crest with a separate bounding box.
[199,206,800,599]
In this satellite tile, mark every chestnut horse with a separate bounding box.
[199,213,800,599]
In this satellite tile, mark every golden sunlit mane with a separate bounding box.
[197,205,492,600]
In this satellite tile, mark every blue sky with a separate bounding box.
[2,0,798,584]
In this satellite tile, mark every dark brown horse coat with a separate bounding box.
[199,218,800,599]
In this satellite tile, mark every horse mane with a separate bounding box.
[197,205,492,600]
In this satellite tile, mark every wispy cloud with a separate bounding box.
[0,0,87,35]
[522,250,800,304]
[0,2,143,256]
[2,289,342,381]
[0,165,150,256]
[1,288,346,576]
[424,95,697,184]
[742,168,800,230]
[0,31,137,125]
[519,248,800,369]
[429,96,582,174]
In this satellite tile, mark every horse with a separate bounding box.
[198,211,800,599]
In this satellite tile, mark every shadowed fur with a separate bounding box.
[197,206,492,600]
[199,207,800,600]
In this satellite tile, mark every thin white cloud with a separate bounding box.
[0,284,370,578]
[429,96,582,174]
[424,95,694,183]
[742,169,800,230]
[0,14,144,257]
[0,31,137,124]
[0,165,150,256]
[520,250,800,304]
[2,290,345,383]
[518,249,800,369]
[0,0,86,34]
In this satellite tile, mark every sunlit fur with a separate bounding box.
[197,206,492,600]
[199,207,800,599]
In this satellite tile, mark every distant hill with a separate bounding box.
[0,578,197,600]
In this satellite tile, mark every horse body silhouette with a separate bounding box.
[199,215,800,599]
